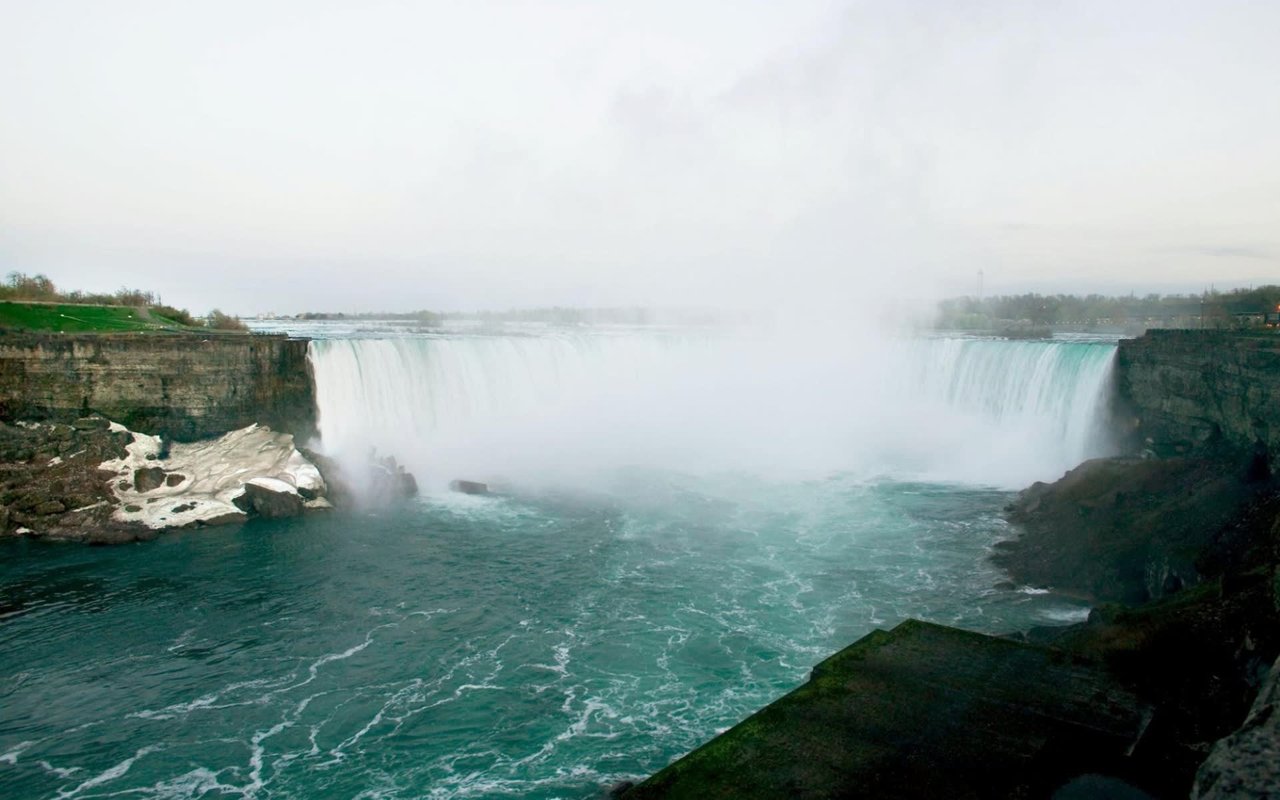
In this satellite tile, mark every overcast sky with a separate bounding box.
[1,1,1277,313]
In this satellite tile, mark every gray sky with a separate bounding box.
[1,0,1277,314]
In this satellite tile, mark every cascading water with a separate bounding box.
[1,326,1120,800]
[309,332,1117,491]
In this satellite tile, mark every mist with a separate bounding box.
[309,329,1117,493]
[1,1,1277,315]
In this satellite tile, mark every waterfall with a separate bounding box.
[309,332,1117,491]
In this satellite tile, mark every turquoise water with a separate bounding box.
[0,472,1089,799]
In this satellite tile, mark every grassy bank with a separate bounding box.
[0,302,208,333]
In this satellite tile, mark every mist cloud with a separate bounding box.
[0,1,1276,313]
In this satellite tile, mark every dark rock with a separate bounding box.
[994,456,1260,603]
[622,620,1152,800]
[607,781,636,798]
[201,510,248,526]
[13,492,50,512]
[72,416,109,431]
[0,419,128,542]
[240,482,304,519]
[1245,440,1271,484]
[449,479,489,495]
[1117,331,1280,459]
[164,472,185,487]
[170,502,195,514]
[300,447,417,508]
[124,504,143,513]
[86,526,159,545]
[32,500,65,516]
[133,466,167,493]
[1051,774,1157,799]
[1194,653,1280,798]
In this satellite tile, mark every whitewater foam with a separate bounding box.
[309,333,1117,493]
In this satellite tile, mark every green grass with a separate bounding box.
[0,302,203,333]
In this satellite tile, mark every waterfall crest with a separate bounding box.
[309,333,1117,491]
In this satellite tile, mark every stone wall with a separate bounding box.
[1116,330,1280,457]
[0,332,315,442]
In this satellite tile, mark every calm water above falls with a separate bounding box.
[1,333,1115,799]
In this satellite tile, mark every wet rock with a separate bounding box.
[200,510,248,526]
[994,456,1261,603]
[622,620,1151,800]
[607,781,636,798]
[239,481,304,519]
[449,479,489,495]
[164,472,185,487]
[133,466,167,493]
[300,447,417,507]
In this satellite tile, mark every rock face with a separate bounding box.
[0,418,144,543]
[623,620,1153,800]
[1117,331,1280,458]
[995,456,1262,603]
[1194,654,1280,799]
[0,332,316,442]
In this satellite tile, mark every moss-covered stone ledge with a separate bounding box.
[621,620,1152,800]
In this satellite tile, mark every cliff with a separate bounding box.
[0,332,316,442]
[1117,330,1280,458]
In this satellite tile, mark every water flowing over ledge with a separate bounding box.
[308,333,1118,492]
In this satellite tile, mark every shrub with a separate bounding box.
[151,304,198,327]
[206,309,249,332]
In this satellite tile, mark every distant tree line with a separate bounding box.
[0,272,248,331]
[938,285,1280,330]
[297,309,444,325]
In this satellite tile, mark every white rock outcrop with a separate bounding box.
[101,424,330,529]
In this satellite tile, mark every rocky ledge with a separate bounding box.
[0,417,336,544]
[622,620,1153,799]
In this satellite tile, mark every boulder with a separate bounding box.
[449,479,489,495]
[133,466,167,493]
[238,480,304,519]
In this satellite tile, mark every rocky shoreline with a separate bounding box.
[620,447,1279,799]
[0,417,337,543]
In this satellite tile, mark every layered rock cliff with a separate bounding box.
[1117,330,1280,457]
[0,332,315,442]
